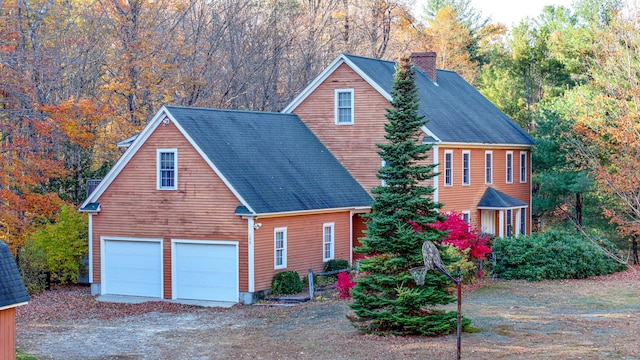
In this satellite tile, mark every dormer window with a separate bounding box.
[335,89,354,125]
[157,148,177,190]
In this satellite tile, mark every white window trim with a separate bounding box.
[506,151,513,184]
[520,151,527,183]
[462,150,470,186]
[444,150,453,186]
[519,208,527,236]
[274,227,287,269]
[334,88,354,125]
[381,159,389,186]
[461,210,471,226]
[485,151,493,185]
[323,222,335,262]
[157,148,178,190]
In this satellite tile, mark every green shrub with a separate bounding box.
[18,240,48,295]
[493,229,626,281]
[27,204,88,284]
[323,259,350,273]
[442,245,478,284]
[271,270,304,294]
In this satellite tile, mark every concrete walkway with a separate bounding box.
[96,294,236,308]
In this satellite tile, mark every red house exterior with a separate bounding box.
[81,52,534,305]
[80,107,371,304]
[284,52,535,238]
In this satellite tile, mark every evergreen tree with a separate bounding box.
[349,55,465,336]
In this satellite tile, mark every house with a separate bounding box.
[0,240,30,360]
[283,52,535,238]
[80,107,372,304]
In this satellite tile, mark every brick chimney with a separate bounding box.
[411,52,437,82]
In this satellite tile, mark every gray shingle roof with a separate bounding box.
[165,106,372,215]
[477,187,528,209]
[0,241,30,308]
[344,54,535,145]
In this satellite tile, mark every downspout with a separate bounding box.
[88,213,93,283]
[349,211,354,265]
[432,145,439,203]
[247,217,255,293]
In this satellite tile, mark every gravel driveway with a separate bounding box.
[17,267,640,360]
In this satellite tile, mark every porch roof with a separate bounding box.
[477,187,528,210]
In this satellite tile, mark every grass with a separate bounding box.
[17,349,37,360]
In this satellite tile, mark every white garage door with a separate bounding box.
[103,238,162,297]
[173,240,238,302]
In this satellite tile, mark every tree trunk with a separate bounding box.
[575,192,582,230]
[632,235,639,265]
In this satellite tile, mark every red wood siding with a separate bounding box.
[252,212,352,292]
[0,307,16,360]
[437,147,531,234]
[92,122,249,296]
[292,63,390,193]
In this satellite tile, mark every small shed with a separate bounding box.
[0,241,30,360]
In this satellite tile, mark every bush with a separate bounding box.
[335,271,356,298]
[17,240,48,295]
[323,259,350,273]
[271,270,304,295]
[27,204,88,284]
[493,230,626,281]
[442,245,477,284]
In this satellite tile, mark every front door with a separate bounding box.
[481,210,495,235]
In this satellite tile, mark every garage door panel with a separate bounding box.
[103,239,162,298]
[174,242,238,302]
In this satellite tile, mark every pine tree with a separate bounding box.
[349,55,465,336]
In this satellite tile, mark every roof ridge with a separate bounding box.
[165,105,294,117]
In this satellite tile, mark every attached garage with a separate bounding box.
[172,240,239,302]
[101,237,163,298]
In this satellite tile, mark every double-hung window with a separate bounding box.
[520,208,526,235]
[335,89,354,125]
[506,151,513,184]
[485,151,493,184]
[274,227,287,269]
[462,211,471,225]
[462,150,470,186]
[157,149,177,190]
[520,151,527,183]
[323,223,334,262]
[444,150,453,186]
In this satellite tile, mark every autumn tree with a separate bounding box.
[568,9,640,260]
[349,55,462,336]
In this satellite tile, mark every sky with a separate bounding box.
[415,0,575,26]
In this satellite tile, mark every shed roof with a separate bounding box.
[0,241,30,309]
[477,187,528,209]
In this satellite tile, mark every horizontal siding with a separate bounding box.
[293,63,390,193]
[437,147,531,233]
[0,308,16,360]
[253,212,352,292]
[92,122,249,296]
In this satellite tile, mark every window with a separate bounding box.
[381,160,390,186]
[506,151,513,184]
[274,227,287,269]
[506,209,513,237]
[157,149,177,190]
[520,151,527,183]
[485,151,493,184]
[323,223,334,262]
[520,208,526,235]
[462,211,471,225]
[462,150,470,186]
[444,150,453,186]
[335,89,354,125]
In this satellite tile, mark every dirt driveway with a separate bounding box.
[17,268,640,360]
